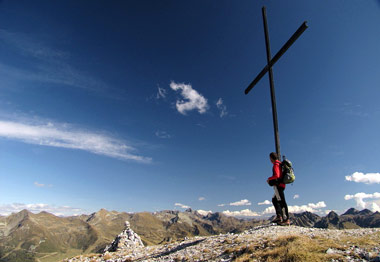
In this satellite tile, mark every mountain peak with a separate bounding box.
[13,209,32,219]
[98,208,109,214]
[206,212,223,222]
[93,208,111,217]
[343,208,359,215]
[359,209,373,216]
[86,209,108,222]
[19,209,31,214]
[38,211,56,216]
[327,211,338,219]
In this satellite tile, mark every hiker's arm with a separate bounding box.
[268,165,281,181]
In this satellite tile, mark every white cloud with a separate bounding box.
[174,203,190,209]
[218,199,252,207]
[198,197,205,201]
[34,182,52,188]
[156,87,167,99]
[196,210,212,216]
[222,209,260,217]
[293,194,299,199]
[345,172,380,184]
[155,130,171,139]
[169,82,208,115]
[0,203,88,216]
[262,206,276,214]
[308,202,327,209]
[258,200,271,205]
[230,199,251,206]
[0,119,151,163]
[263,201,327,214]
[344,192,380,209]
[216,98,228,118]
[370,203,380,212]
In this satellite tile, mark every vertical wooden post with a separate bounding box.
[262,7,281,159]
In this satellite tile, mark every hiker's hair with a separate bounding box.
[269,152,279,161]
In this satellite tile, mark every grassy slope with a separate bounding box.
[227,231,380,262]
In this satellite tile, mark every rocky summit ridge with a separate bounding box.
[64,224,380,262]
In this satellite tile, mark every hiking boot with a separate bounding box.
[279,219,290,226]
[271,216,283,224]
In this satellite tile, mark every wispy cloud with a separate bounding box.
[230,199,251,206]
[156,87,167,99]
[218,199,251,207]
[0,30,109,94]
[263,201,327,214]
[258,200,271,205]
[324,103,370,118]
[222,209,260,217]
[0,119,151,163]
[0,203,88,216]
[155,130,171,139]
[174,203,190,209]
[293,194,300,199]
[339,103,369,118]
[198,197,205,201]
[0,29,68,61]
[216,98,228,118]
[169,81,208,115]
[345,172,380,184]
[34,182,52,188]
[344,192,380,210]
[0,61,107,93]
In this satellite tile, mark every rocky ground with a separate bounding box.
[63,224,380,262]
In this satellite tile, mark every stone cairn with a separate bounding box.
[104,221,144,252]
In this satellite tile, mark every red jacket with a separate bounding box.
[268,160,285,188]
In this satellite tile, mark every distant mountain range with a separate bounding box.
[291,208,380,229]
[0,208,379,262]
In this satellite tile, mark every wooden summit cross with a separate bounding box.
[245,6,308,159]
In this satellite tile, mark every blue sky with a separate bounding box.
[0,0,380,217]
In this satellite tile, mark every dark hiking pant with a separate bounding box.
[272,185,289,220]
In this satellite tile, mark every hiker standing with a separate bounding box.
[267,152,290,225]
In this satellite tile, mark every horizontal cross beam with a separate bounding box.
[244,21,308,95]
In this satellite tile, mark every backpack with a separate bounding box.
[281,157,295,184]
